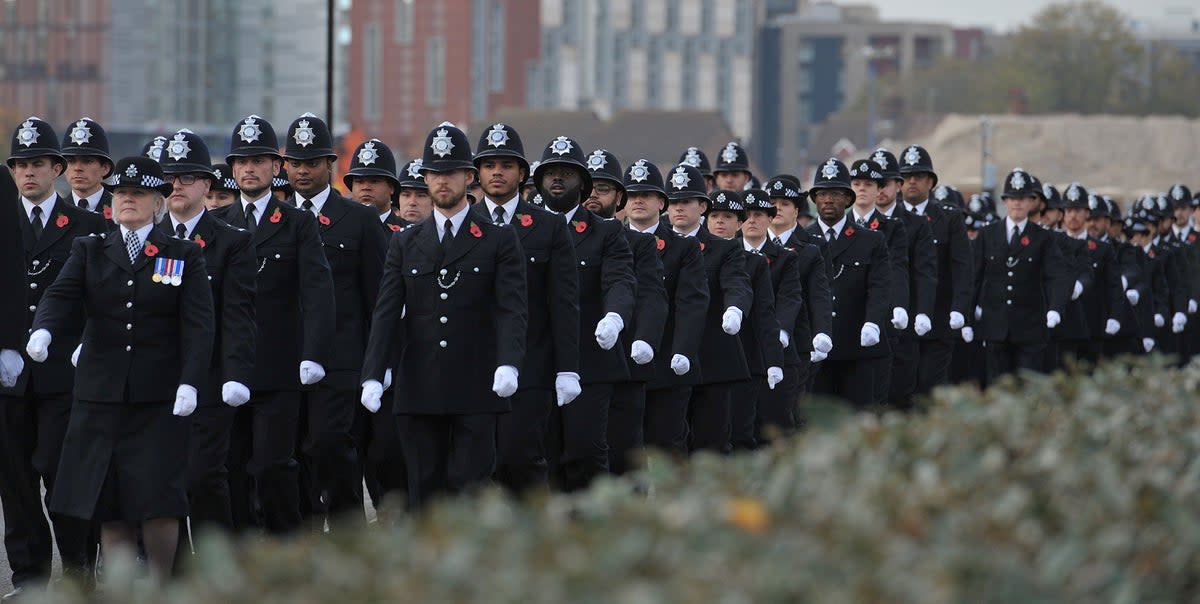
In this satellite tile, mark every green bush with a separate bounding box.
[34,358,1200,603]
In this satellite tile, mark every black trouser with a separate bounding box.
[494,387,553,493]
[985,340,1047,382]
[547,383,612,492]
[871,349,893,407]
[916,337,954,395]
[395,413,497,510]
[351,392,407,508]
[0,391,91,588]
[1104,335,1143,359]
[227,390,302,535]
[644,385,692,456]
[889,336,919,407]
[756,363,802,443]
[186,400,237,533]
[1053,338,1094,368]
[608,382,646,475]
[729,378,762,451]
[813,359,878,410]
[688,382,734,454]
[297,384,363,527]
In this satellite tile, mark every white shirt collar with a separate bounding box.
[1143,243,1154,254]
[743,238,766,253]
[241,191,272,224]
[905,199,929,215]
[433,203,472,239]
[820,215,849,240]
[770,225,797,244]
[296,185,332,215]
[561,205,581,223]
[675,224,702,238]
[630,221,659,235]
[484,194,521,223]
[878,203,896,218]
[169,209,206,240]
[379,211,392,223]
[72,189,103,210]
[22,192,58,224]
[1174,225,1190,238]
[851,207,874,223]
[1006,217,1028,235]
[119,222,155,246]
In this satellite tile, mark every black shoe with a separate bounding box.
[2,587,25,601]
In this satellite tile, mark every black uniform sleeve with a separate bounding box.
[548,218,581,375]
[359,208,389,321]
[296,210,336,366]
[672,239,710,362]
[179,243,215,389]
[1042,233,1069,314]
[631,235,669,352]
[805,248,833,340]
[32,238,89,337]
[362,232,409,382]
[600,222,637,326]
[221,229,258,386]
[751,257,783,369]
[720,242,752,314]
[866,234,892,328]
[493,224,529,369]
[947,211,974,316]
[773,252,804,341]
[887,220,910,312]
[0,169,26,349]
[910,219,938,317]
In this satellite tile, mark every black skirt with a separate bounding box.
[50,401,190,523]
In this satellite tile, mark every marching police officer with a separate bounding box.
[397,159,433,225]
[584,149,668,475]
[533,135,636,489]
[29,156,214,582]
[679,147,715,192]
[472,123,580,493]
[210,114,336,534]
[360,122,528,509]
[0,117,103,596]
[712,142,753,192]
[0,167,25,388]
[805,158,892,409]
[155,129,257,535]
[623,160,709,456]
[60,117,115,217]
[1050,183,1103,365]
[345,138,407,232]
[205,164,240,211]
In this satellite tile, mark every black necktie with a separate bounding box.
[1010,225,1019,247]
[176,223,187,239]
[772,236,783,247]
[30,206,43,241]
[441,218,454,256]
[77,198,89,210]
[244,204,257,234]
[301,199,313,213]
[826,227,835,242]
[493,206,506,226]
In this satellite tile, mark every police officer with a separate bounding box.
[897,145,971,395]
[0,117,103,597]
[1124,213,1167,355]
[272,166,295,204]
[805,158,892,409]
[584,149,668,475]
[60,117,115,216]
[359,122,528,509]
[666,163,752,453]
[972,169,1070,380]
[679,147,715,192]
[1167,184,1200,361]
[0,167,25,389]
[396,159,433,225]
[472,123,579,493]
[210,114,336,534]
[712,142,752,192]
[345,138,407,232]
[623,160,709,457]
[205,164,240,211]
[155,129,257,535]
[29,155,214,582]
[1041,181,1091,369]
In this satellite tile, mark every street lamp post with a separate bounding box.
[860,45,896,150]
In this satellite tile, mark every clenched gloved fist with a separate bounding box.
[766,366,783,390]
[594,312,624,351]
[670,354,691,376]
[25,329,51,363]
[722,307,743,335]
[860,322,881,347]
[222,381,250,407]
[891,307,909,330]
[360,380,383,413]
[299,360,325,385]
[630,340,654,365]
[492,365,519,398]
[173,385,198,417]
[555,372,581,407]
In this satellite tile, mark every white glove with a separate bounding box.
[555,372,581,407]
[779,330,790,349]
[766,366,783,390]
[1071,280,1084,301]
[722,306,743,335]
[949,311,965,330]
[383,368,393,389]
[299,360,325,385]
[630,340,654,365]
[0,349,24,388]
[812,333,833,355]
[891,307,909,330]
[1154,313,1165,328]
[360,379,383,413]
[222,381,251,407]
[173,384,198,417]
[860,322,881,347]
[1126,289,1140,306]
[961,326,974,343]
[670,354,691,376]
[1104,319,1121,335]
[25,329,51,363]
[914,313,932,336]
[1190,299,1198,314]
[594,312,624,351]
[492,365,519,398]
[974,305,983,320]
[1143,338,1155,353]
[1172,312,1187,333]
[1046,311,1061,329]
[810,350,828,363]
[71,344,81,367]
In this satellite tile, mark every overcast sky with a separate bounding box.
[841,0,1199,32]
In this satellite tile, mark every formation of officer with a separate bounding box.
[4,112,1199,592]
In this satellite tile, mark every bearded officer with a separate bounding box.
[360,122,527,509]
[471,123,580,493]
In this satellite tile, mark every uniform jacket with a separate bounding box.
[1053,231,1093,341]
[211,198,336,391]
[694,227,753,384]
[862,209,910,315]
[0,169,25,350]
[738,250,783,376]
[778,230,832,352]
[758,239,805,365]
[383,212,410,234]
[971,221,1069,344]
[2,197,107,396]
[890,205,938,333]
[33,229,214,403]
[916,202,972,340]
[643,225,708,389]
[568,208,636,385]
[1077,236,1126,341]
[361,212,528,415]
[806,221,891,360]
[622,228,669,383]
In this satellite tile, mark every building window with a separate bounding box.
[682,38,698,105]
[701,0,713,35]
[426,36,445,107]
[395,0,414,44]
[489,0,506,92]
[362,23,380,120]
[648,37,663,106]
[667,0,680,32]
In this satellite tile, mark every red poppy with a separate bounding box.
[574,220,587,233]
[388,224,402,232]
[926,215,932,222]
[193,234,206,249]
[700,242,707,252]
[269,209,282,224]
[318,214,331,226]
[868,218,880,230]
[844,226,855,237]
[519,214,533,227]
[469,223,483,238]
[1020,236,1030,246]
[656,237,665,251]
[102,207,113,220]
[1087,240,1097,251]
[144,242,159,257]
[1149,250,1156,258]
[1189,233,1198,243]
[55,214,69,228]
